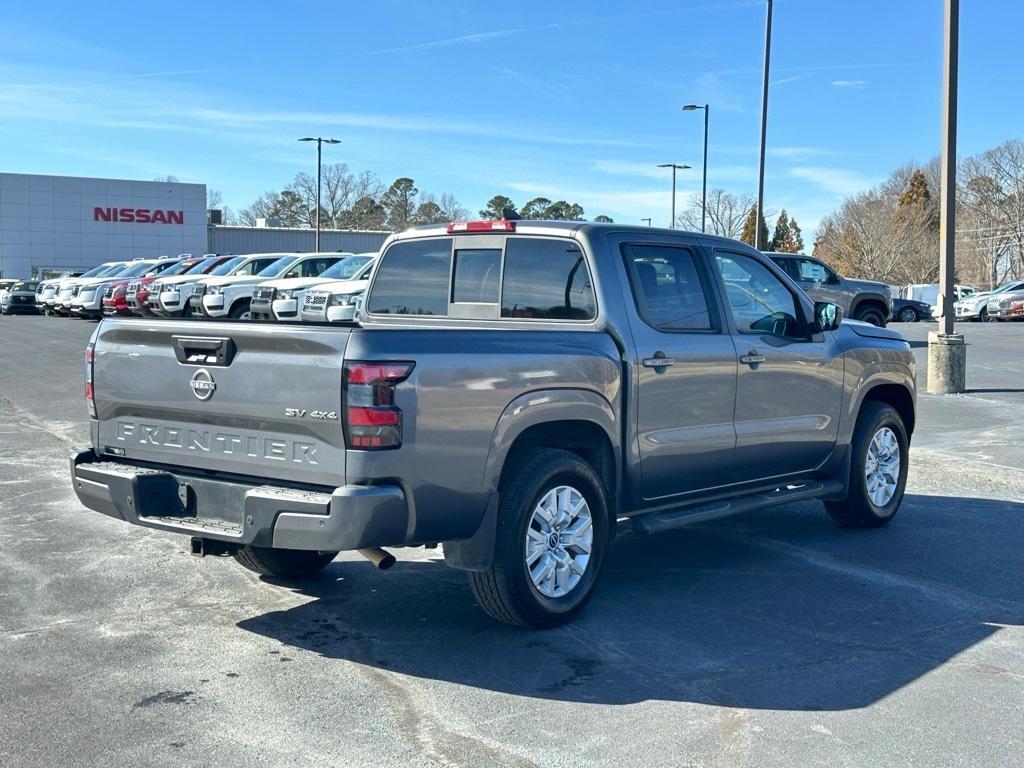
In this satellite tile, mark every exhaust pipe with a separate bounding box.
[357,547,396,570]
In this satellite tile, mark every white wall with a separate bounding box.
[0,174,207,278]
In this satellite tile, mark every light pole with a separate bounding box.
[928,0,966,393]
[298,136,340,251]
[656,163,691,228]
[641,218,652,227]
[756,0,773,250]
[682,104,710,233]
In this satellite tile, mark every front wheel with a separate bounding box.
[233,545,337,578]
[468,448,610,627]
[897,307,918,323]
[825,401,909,528]
[855,306,887,326]
[229,300,252,320]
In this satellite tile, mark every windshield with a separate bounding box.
[157,260,200,277]
[319,256,372,280]
[995,282,1022,293]
[257,255,299,277]
[79,264,115,278]
[210,256,245,275]
[13,281,38,291]
[186,257,220,274]
[114,262,160,278]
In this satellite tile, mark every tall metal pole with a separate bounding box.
[671,164,677,229]
[755,0,773,250]
[315,138,322,252]
[700,104,708,234]
[928,0,966,394]
[939,0,958,337]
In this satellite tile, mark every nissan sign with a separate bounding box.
[94,207,184,224]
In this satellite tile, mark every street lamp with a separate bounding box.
[641,218,652,227]
[755,0,773,250]
[682,104,710,233]
[656,163,691,229]
[298,136,340,251]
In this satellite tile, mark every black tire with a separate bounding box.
[468,448,610,628]
[980,307,994,323]
[897,307,918,323]
[233,545,336,578]
[229,300,252,320]
[855,305,887,327]
[825,401,909,528]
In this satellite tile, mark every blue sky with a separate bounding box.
[1,0,1020,236]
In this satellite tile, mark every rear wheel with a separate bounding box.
[468,448,610,627]
[825,401,908,528]
[233,545,337,578]
[855,305,887,326]
[897,306,918,323]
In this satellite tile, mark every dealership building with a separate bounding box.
[0,173,390,278]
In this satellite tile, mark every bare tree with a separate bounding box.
[676,189,756,239]
[289,164,384,228]
[236,191,281,226]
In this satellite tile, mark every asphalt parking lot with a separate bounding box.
[1,316,1022,768]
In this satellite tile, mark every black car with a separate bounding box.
[1,280,40,315]
[890,297,932,323]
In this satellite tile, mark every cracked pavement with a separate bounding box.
[1,316,1022,767]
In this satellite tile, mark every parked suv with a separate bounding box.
[248,253,356,321]
[191,254,302,319]
[150,256,236,318]
[299,256,378,323]
[767,253,891,326]
[1,280,39,314]
[74,259,180,319]
[72,222,916,627]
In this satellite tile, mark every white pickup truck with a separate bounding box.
[248,253,364,321]
[299,256,378,323]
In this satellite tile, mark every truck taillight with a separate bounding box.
[447,220,516,233]
[342,362,414,449]
[85,343,96,418]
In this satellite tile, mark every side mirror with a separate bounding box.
[814,301,842,332]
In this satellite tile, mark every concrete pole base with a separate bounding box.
[927,332,967,394]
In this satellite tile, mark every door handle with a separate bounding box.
[642,356,676,368]
[739,351,766,366]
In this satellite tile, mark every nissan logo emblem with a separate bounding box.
[190,369,216,401]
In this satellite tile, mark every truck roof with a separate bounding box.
[389,219,751,249]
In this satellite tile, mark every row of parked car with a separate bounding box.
[952,279,1024,322]
[14,251,378,324]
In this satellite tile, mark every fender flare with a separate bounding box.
[444,388,620,572]
[849,294,889,320]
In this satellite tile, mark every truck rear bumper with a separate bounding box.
[70,448,409,551]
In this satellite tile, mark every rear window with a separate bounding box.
[367,236,596,320]
[367,239,452,315]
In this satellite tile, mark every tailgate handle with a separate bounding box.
[172,336,236,366]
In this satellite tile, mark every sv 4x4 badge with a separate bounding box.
[285,408,338,420]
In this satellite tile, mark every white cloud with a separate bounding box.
[369,28,522,55]
[789,166,878,198]
[831,80,867,89]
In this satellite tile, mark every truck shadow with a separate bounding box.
[237,494,1023,710]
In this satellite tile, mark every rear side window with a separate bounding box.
[501,239,595,320]
[622,244,712,331]
[367,238,452,315]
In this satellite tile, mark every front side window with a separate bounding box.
[367,238,452,315]
[715,251,803,338]
[501,238,595,320]
[621,244,712,331]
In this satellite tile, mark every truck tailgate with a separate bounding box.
[92,319,351,487]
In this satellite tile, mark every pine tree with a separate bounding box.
[740,204,769,248]
[770,210,792,252]
[789,217,804,252]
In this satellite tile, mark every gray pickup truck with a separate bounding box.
[766,252,892,326]
[71,221,916,627]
